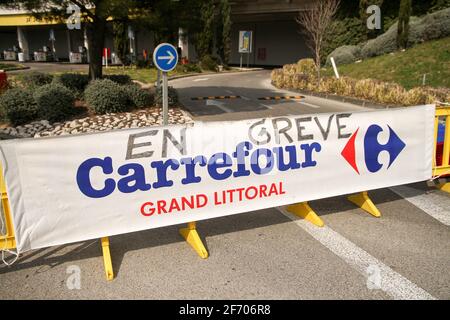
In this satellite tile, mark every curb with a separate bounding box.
[168,68,265,82]
[279,87,401,110]
[2,66,30,72]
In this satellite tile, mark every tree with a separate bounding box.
[2,0,143,80]
[296,0,340,84]
[397,0,412,49]
[197,0,215,59]
[219,0,232,66]
[113,19,130,66]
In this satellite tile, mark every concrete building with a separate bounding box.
[0,1,313,67]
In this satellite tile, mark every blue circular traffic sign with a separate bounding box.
[153,43,178,72]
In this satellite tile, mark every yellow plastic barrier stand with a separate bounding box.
[179,222,209,259]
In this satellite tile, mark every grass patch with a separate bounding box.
[323,37,450,89]
[103,65,200,84]
[0,63,26,71]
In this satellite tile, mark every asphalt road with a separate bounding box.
[171,70,372,121]
[0,70,449,300]
[3,61,88,74]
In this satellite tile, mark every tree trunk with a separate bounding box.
[316,47,321,88]
[86,19,107,80]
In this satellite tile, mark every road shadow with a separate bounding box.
[0,181,442,278]
[176,85,305,118]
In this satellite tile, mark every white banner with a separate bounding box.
[0,105,435,252]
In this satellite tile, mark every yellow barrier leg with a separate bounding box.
[100,237,114,281]
[347,191,381,218]
[437,182,450,194]
[179,222,209,259]
[287,202,325,227]
[0,165,16,250]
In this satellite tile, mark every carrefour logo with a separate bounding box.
[341,124,406,174]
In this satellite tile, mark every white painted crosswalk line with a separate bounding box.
[276,206,437,300]
[298,101,320,109]
[390,185,450,226]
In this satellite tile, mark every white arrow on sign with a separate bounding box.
[158,50,175,64]
[206,99,233,113]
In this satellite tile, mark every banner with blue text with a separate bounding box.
[0,105,435,252]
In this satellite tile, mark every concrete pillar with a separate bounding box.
[128,26,136,62]
[178,28,189,60]
[17,27,30,61]
[83,26,89,62]
[66,29,72,53]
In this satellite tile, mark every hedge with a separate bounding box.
[34,83,76,122]
[0,88,38,126]
[271,60,450,106]
[84,79,131,114]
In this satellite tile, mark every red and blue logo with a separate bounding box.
[341,125,406,174]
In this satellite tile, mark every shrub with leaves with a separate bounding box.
[200,55,218,71]
[105,74,132,85]
[296,58,316,76]
[155,86,179,107]
[326,45,362,66]
[272,60,450,106]
[33,84,75,122]
[52,73,89,96]
[19,71,53,87]
[178,63,202,73]
[125,84,153,109]
[0,88,38,126]
[85,79,131,114]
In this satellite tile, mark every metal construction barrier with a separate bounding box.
[0,105,447,281]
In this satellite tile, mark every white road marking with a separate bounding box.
[259,103,273,110]
[241,96,251,101]
[206,99,233,113]
[299,101,320,109]
[389,185,450,226]
[276,206,437,300]
[193,78,209,82]
[225,90,234,94]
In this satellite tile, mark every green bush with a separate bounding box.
[178,63,202,73]
[155,86,178,107]
[297,58,317,76]
[327,45,362,66]
[19,71,53,87]
[360,8,450,59]
[0,88,38,125]
[125,84,153,108]
[200,55,218,71]
[34,84,75,122]
[330,8,450,63]
[322,17,366,65]
[52,73,89,95]
[408,8,450,44]
[134,60,151,69]
[360,22,399,58]
[104,74,132,85]
[85,79,131,114]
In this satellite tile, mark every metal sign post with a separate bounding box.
[153,43,178,126]
[162,71,168,125]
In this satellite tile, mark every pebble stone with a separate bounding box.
[0,107,193,139]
